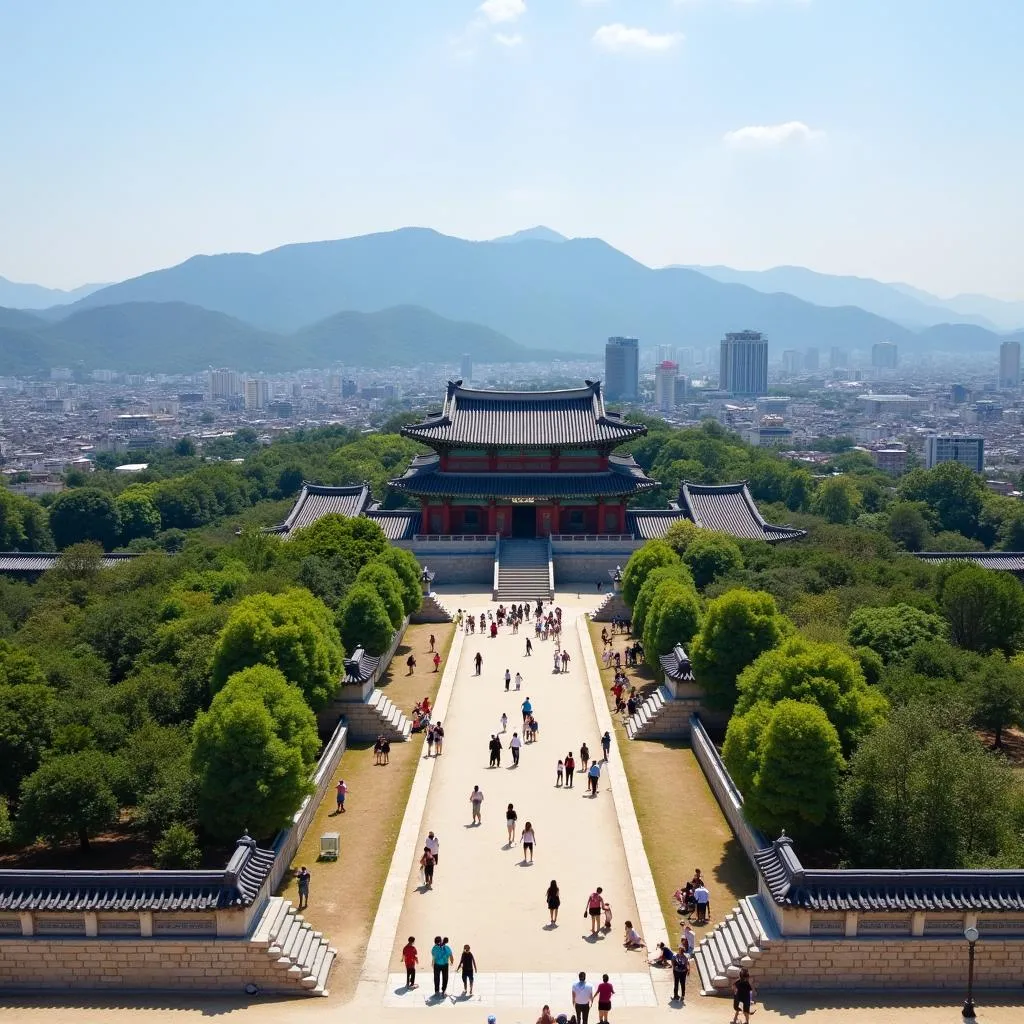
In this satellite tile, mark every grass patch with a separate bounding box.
[278,621,454,1003]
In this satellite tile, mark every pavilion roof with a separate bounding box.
[400,379,645,449]
[677,481,806,542]
[915,551,1024,573]
[269,483,372,537]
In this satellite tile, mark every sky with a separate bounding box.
[1,0,1022,299]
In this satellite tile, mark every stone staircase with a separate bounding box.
[624,685,697,740]
[693,895,775,996]
[251,896,336,996]
[591,591,630,622]
[341,689,412,742]
[411,593,454,624]
[496,539,553,601]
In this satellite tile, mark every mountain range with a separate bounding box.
[0,302,544,375]
[0,274,107,310]
[4,226,1023,373]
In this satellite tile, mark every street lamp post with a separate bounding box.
[962,925,979,1019]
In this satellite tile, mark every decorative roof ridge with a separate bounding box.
[915,551,1024,558]
[0,552,139,561]
[281,481,371,532]
[442,379,603,402]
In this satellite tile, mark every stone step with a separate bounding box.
[251,897,289,948]
[289,924,316,965]
[719,918,742,964]
[312,948,337,996]
[741,896,772,946]
[271,914,302,959]
[693,946,716,995]
[302,940,330,988]
[732,907,755,951]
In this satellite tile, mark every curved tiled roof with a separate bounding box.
[365,508,422,541]
[915,551,1024,572]
[754,835,1024,913]
[0,553,137,574]
[659,644,694,682]
[274,483,372,537]
[390,453,657,499]
[0,836,274,913]
[626,509,686,540]
[401,380,646,449]
[677,482,806,542]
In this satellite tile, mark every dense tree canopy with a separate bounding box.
[940,564,1024,654]
[643,582,702,678]
[49,488,121,550]
[847,604,948,664]
[621,541,681,609]
[353,563,406,630]
[632,563,695,636]
[336,585,395,657]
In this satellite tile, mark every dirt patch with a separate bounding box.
[587,620,756,943]
[977,724,1024,765]
[277,621,454,1004]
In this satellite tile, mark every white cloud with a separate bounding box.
[723,121,824,147]
[479,0,526,23]
[494,32,524,46]
[592,24,684,52]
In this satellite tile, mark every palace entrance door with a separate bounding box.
[511,505,536,538]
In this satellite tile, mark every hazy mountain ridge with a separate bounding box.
[0,301,545,375]
[0,274,108,310]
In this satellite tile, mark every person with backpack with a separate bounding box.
[672,945,690,1002]
[584,887,604,935]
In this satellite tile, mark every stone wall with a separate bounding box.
[0,937,309,994]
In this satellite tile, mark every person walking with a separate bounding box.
[426,831,440,868]
[458,944,477,997]
[381,736,390,764]
[426,725,436,757]
[671,945,689,1002]
[525,637,533,656]
[469,785,484,824]
[595,974,615,1023]
[430,936,453,997]
[521,697,532,724]
[335,778,348,814]
[561,649,570,672]
[504,668,511,691]
[564,752,575,788]
[584,888,604,935]
[434,722,445,755]
[401,936,419,989]
[731,967,755,1024]
[420,846,435,888]
[521,821,536,863]
[506,803,518,845]
[556,759,564,787]
[432,651,441,672]
[501,712,508,733]
[296,865,310,910]
[579,743,590,772]
[429,633,436,653]
[474,652,483,675]
[489,734,502,768]
[571,971,594,1024]
[587,759,601,796]
[546,880,560,925]
[515,671,523,691]
[406,653,416,675]
[553,649,561,673]
[601,731,611,762]
[510,731,522,766]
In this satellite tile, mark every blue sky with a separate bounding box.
[1,0,1021,299]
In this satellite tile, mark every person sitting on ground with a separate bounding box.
[623,920,646,949]
[537,1006,556,1024]
[648,941,674,967]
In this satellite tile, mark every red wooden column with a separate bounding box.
[597,499,606,535]
[487,501,497,535]
[441,503,451,535]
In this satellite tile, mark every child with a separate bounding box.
[623,920,645,950]
[556,759,564,787]
[530,717,539,743]
[602,899,613,932]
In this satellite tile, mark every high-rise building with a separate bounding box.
[460,353,473,383]
[719,330,768,396]
[924,434,984,473]
[605,336,639,401]
[678,347,695,369]
[654,360,679,411]
[657,344,676,365]
[327,373,343,398]
[999,340,1021,388]
[950,383,969,404]
[830,347,848,370]
[208,369,241,399]
[782,350,802,374]
[804,347,820,371]
[244,379,270,410]
[872,342,898,369]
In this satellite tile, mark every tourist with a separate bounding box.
[490,621,498,638]
[690,868,704,888]
[623,920,645,950]
[505,668,512,691]
[546,880,560,924]
[401,936,418,989]
[373,735,384,765]
[522,696,533,723]
[731,967,755,1024]
[475,652,483,675]
[587,760,601,796]
[430,935,453,997]
[501,711,508,733]
[510,731,522,766]
[602,898,613,931]
[407,653,416,675]
[426,725,436,756]
[683,923,696,956]
[564,752,575,788]
[553,649,560,673]
[522,821,536,863]
[561,650,570,672]
[426,831,440,867]
[506,803,518,845]
[335,778,348,814]
[595,974,615,1023]
[556,759,564,787]
[529,716,539,743]
[429,633,436,653]
[537,1005,556,1024]
[601,731,611,761]
[420,846,435,888]
[693,881,711,925]
[579,742,590,772]
[381,736,391,765]
[525,637,533,656]
[584,888,604,935]
[515,670,523,691]
[458,944,477,997]
[470,785,484,824]
[571,970,594,1024]
[648,941,673,967]
[489,734,502,768]
[296,865,310,910]
[433,651,441,672]
[434,721,445,755]
[672,945,690,1002]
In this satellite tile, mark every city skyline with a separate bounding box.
[1,1,1022,299]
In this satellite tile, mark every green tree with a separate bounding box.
[971,655,1024,748]
[621,541,682,609]
[210,589,345,711]
[940,564,1024,653]
[288,514,388,567]
[174,436,197,458]
[153,822,202,868]
[0,797,12,845]
[735,636,888,754]
[0,488,52,551]
[886,502,931,551]
[353,563,405,629]
[898,462,985,538]
[191,666,317,842]
[811,476,862,525]
[17,750,120,851]
[336,584,395,657]
[0,682,55,797]
[690,590,790,710]
[48,489,121,550]
[734,699,845,844]
[847,603,948,664]
[632,563,695,636]
[681,532,743,589]
[643,583,702,677]
[116,490,162,543]
[275,464,305,498]
[376,546,423,617]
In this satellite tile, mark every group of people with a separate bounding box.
[400,935,479,999]
[674,868,713,925]
[372,734,392,765]
[410,694,432,732]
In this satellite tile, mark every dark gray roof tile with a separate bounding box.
[677,482,805,542]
